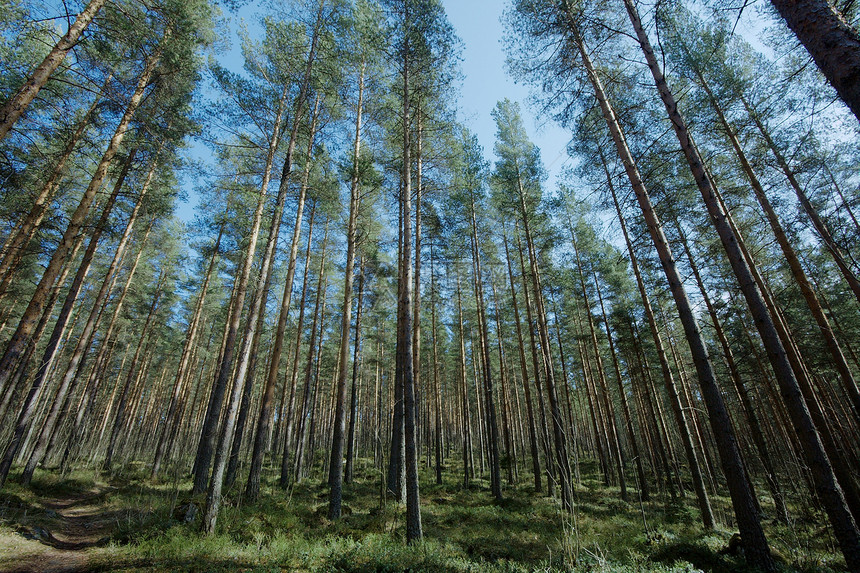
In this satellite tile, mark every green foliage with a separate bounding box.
[1,461,846,572]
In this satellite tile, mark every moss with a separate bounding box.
[0,458,846,572]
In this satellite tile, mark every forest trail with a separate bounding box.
[0,484,119,573]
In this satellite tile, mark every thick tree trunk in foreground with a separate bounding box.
[398,28,421,541]
[768,0,860,122]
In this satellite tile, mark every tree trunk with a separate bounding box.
[515,230,555,497]
[345,260,365,485]
[455,273,473,488]
[593,264,648,502]
[0,0,109,140]
[0,43,161,413]
[570,22,718,527]
[514,180,572,509]
[467,188,502,502]
[59,221,153,473]
[623,0,857,566]
[292,235,329,484]
[697,77,860,424]
[503,230,542,492]
[22,147,157,484]
[203,89,321,533]
[278,203,317,487]
[191,84,289,498]
[103,269,168,471]
[429,248,443,485]
[673,213,790,522]
[399,31,421,542]
[768,0,860,122]
[244,93,322,502]
[743,96,860,306]
[570,229,627,501]
[151,224,223,479]
[328,63,365,519]
[0,80,106,299]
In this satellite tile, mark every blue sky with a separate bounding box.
[441,0,572,183]
[175,0,573,223]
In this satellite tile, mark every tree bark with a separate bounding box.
[279,203,317,487]
[0,42,161,414]
[768,0,860,122]
[623,0,857,566]
[345,261,365,485]
[0,79,106,299]
[59,221,152,473]
[292,224,329,485]
[742,96,860,306]
[696,78,860,424]
[103,269,168,471]
[328,63,365,519]
[244,93,322,502]
[503,230,542,492]
[0,0,109,140]
[190,84,289,498]
[151,224,223,479]
[467,188,502,502]
[22,147,158,484]
[399,27,421,541]
[570,20,718,528]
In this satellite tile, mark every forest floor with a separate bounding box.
[0,458,846,572]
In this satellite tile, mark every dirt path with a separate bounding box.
[0,486,120,573]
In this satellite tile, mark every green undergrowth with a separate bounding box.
[0,458,846,572]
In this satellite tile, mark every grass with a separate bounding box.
[0,456,848,572]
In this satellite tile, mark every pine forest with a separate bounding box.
[1,0,859,571]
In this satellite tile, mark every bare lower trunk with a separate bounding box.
[245,95,322,502]
[328,67,365,518]
[345,261,365,485]
[103,270,168,471]
[291,232,329,485]
[569,19,718,528]
[191,84,288,498]
[22,149,158,484]
[278,204,317,487]
[503,231,541,492]
[152,225,223,479]
[623,0,857,566]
